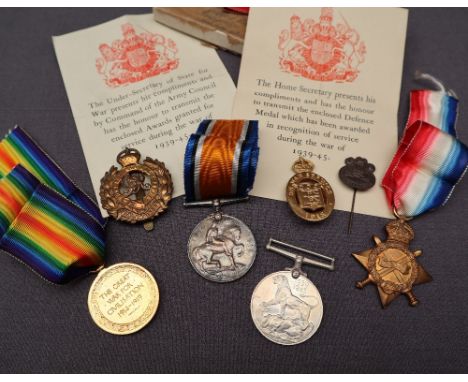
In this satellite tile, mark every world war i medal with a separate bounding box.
[286,157,334,222]
[339,157,376,234]
[184,120,259,283]
[100,148,173,231]
[353,218,431,307]
[353,78,468,308]
[0,127,160,335]
[251,239,335,345]
[88,263,159,335]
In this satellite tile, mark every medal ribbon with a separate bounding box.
[0,128,105,284]
[0,126,105,226]
[184,120,259,202]
[382,89,468,217]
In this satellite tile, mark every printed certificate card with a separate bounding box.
[53,14,236,216]
[233,7,408,218]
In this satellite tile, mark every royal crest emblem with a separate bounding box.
[96,23,179,87]
[278,8,366,82]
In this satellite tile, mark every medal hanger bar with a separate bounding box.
[183,196,250,208]
[266,238,335,273]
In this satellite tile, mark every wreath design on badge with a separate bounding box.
[100,148,173,230]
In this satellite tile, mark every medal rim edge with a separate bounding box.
[87,262,160,335]
[187,214,257,283]
[250,270,324,346]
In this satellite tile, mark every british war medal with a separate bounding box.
[184,119,259,283]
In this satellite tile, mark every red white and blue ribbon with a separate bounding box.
[382,85,468,217]
[184,120,259,202]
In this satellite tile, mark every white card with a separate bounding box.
[232,7,408,218]
[53,14,236,217]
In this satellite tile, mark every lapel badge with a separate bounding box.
[286,157,335,222]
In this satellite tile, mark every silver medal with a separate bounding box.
[188,211,256,283]
[251,238,335,345]
[251,271,323,345]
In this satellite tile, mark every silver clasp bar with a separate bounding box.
[266,238,335,275]
[183,196,250,208]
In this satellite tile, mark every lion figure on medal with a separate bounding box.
[260,274,318,341]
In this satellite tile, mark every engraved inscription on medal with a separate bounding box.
[251,271,323,345]
[88,263,159,335]
[188,214,256,283]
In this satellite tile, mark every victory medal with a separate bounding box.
[88,263,159,335]
[0,128,160,335]
[286,157,334,222]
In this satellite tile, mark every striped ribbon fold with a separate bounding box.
[184,120,259,202]
[0,126,105,226]
[382,89,468,217]
[0,127,105,284]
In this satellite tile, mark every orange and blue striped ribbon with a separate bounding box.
[184,120,259,202]
[0,128,105,284]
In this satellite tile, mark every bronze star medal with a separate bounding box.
[353,218,432,308]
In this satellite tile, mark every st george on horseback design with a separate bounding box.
[188,214,256,283]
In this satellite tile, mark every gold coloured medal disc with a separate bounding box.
[88,262,159,335]
[286,157,334,222]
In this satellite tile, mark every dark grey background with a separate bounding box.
[0,7,467,373]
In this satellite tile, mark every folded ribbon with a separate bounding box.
[0,126,105,226]
[382,89,468,217]
[184,120,259,202]
[0,127,106,284]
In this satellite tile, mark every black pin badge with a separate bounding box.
[339,157,376,234]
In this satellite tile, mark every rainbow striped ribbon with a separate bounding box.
[0,165,105,283]
[184,120,259,202]
[382,89,468,217]
[0,126,105,226]
[0,128,106,284]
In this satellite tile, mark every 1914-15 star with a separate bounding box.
[352,218,432,308]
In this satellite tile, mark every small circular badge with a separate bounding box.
[88,262,159,335]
